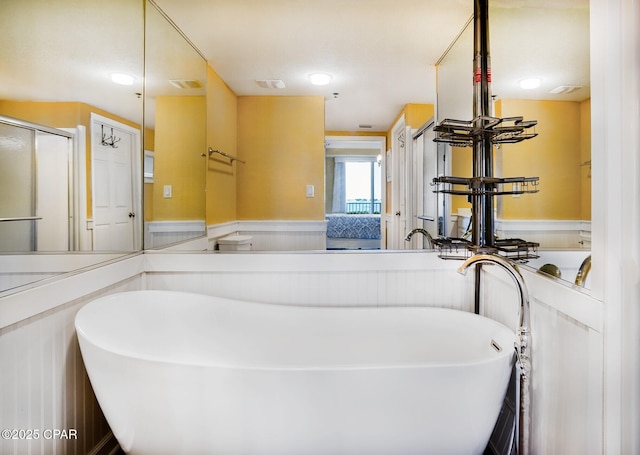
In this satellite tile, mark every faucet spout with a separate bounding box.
[574,254,591,287]
[404,228,434,248]
[458,253,532,455]
[457,253,530,337]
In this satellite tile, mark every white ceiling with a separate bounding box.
[0,0,589,133]
[1,0,145,126]
[153,0,590,132]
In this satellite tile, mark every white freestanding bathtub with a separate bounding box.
[76,290,516,455]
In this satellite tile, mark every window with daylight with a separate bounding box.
[344,160,381,214]
[326,155,382,215]
[325,154,382,249]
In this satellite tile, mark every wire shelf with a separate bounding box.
[432,237,539,260]
[432,176,539,196]
[432,237,473,260]
[434,115,538,147]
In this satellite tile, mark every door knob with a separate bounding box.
[128,212,135,218]
[395,211,401,216]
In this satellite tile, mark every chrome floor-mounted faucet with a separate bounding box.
[458,253,532,455]
[404,228,434,249]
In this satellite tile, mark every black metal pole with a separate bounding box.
[471,0,495,251]
[474,264,482,314]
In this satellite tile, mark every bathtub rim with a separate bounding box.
[75,290,517,372]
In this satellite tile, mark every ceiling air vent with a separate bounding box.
[169,79,202,89]
[549,85,583,95]
[358,124,373,129]
[256,79,286,89]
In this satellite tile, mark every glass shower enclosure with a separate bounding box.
[0,116,73,252]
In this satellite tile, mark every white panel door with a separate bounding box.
[91,117,137,251]
[421,124,439,238]
[391,117,408,249]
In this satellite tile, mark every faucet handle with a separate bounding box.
[514,327,531,376]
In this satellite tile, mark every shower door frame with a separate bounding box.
[0,115,74,252]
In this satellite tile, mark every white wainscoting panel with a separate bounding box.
[0,255,144,329]
[155,235,209,251]
[143,251,474,310]
[495,219,592,249]
[144,220,205,249]
[0,249,605,454]
[479,266,603,454]
[207,220,327,251]
[0,253,127,295]
[0,276,143,455]
[1,271,60,293]
[0,254,145,455]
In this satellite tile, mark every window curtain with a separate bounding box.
[332,158,346,213]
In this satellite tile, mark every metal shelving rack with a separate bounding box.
[431,4,540,261]
[435,4,537,454]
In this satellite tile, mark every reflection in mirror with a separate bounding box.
[143,0,207,249]
[524,250,592,289]
[0,0,144,292]
[325,138,384,251]
[436,2,591,287]
[0,117,72,252]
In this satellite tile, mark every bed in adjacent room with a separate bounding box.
[325,214,380,249]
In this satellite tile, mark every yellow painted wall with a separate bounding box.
[237,96,325,220]
[450,146,473,214]
[1,100,83,128]
[386,103,435,146]
[447,100,591,221]
[405,104,435,128]
[206,66,238,224]
[152,96,206,220]
[496,99,583,220]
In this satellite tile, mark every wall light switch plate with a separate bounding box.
[163,185,172,198]
[306,184,315,198]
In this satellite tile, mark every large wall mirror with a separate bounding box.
[143,0,207,249]
[0,0,145,292]
[0,0,207,293]
[437,2,591,287]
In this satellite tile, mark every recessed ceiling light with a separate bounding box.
[519,78,541,90]
[110,72,135,86]
[308,72,333,86]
